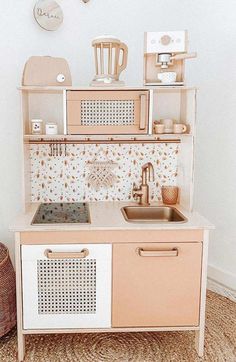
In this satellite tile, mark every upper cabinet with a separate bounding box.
[20,86,196,211]
[20,86,197,139]
[66,89,150,135]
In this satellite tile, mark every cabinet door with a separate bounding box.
[112,242,202,327]
[22,244,111,329]
[67,90,149,134]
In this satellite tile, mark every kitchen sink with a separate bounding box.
[121,206,187,223]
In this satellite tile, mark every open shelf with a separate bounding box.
[24,133,192,139]
[19,86,66,94]
[151,88,196,135]
[18,85,149,93]
[148,86,197,92]
[18,85,197,93]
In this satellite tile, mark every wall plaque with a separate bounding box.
[34,0,63,31]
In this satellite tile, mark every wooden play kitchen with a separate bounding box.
[12,31,213,361]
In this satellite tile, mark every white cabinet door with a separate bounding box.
[22,244,111,330]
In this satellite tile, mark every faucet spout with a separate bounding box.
[142,162,155,184]
[132,162,155,206]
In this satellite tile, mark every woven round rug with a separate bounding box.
[0,291,235,361]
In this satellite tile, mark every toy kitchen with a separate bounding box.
[11,30,213,361]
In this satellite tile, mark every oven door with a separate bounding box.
[66,90,149,135]
[22,244,111,330]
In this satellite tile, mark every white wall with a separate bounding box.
[0,0,235,289]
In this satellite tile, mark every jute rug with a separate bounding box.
[0,291,235,361]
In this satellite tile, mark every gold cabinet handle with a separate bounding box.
[137,248,178,257]
[44,248,89,259]
[139,94,147,130]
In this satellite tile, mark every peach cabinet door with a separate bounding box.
[112,242,202,328]
[66,90,149,135]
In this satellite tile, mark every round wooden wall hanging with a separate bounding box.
[34,0,63,31]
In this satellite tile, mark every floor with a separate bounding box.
[0,291,235,362]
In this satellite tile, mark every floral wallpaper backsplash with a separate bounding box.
[30,143,179,202]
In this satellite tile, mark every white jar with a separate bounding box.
[45,122,58,135]
[31,119,43,134]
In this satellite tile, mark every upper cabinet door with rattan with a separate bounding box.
[66,90,149,135]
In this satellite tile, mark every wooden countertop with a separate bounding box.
[10,202,214,232]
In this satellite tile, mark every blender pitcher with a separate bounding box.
[91,36,128,86]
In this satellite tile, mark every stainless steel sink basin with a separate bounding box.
[121,206,187,223]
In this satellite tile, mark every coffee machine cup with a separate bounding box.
[157,72,177,84]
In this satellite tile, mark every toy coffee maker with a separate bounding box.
[143,30,197,86]
[91,35,128,86]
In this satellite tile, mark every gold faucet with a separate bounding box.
[132,162,155,205]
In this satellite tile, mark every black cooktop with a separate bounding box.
[31,203,90,225]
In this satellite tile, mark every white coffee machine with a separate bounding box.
[144,30,197,86]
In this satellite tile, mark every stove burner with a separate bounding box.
[31,203,90,225]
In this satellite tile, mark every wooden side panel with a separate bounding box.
[20,230,204,244]
[178,135,194,211]
[112,242,202,327]
[15,233,25,362]
[195,230,209,357]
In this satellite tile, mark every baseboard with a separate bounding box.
[207,264,236,302]
[207,278,236,302]
[208,264,236,290]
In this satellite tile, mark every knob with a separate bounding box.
[160,35,172,46]
[56,74,66,83]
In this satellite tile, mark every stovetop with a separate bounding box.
[31,203,90,225]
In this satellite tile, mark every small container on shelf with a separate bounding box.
[173,123,187,134]
[162,118,174,134]
[153,122,165,134]
[153,119,174,134]
[31,119,43,135]
[45,122,58,135]
[153,119,188,135]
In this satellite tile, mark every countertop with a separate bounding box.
[10,202,214,232]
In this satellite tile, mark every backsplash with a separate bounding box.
[30,143,179,202]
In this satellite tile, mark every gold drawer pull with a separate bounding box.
[44,249,89,259]
[137,248,178,257]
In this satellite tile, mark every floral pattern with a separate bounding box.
[30,143,179,202]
